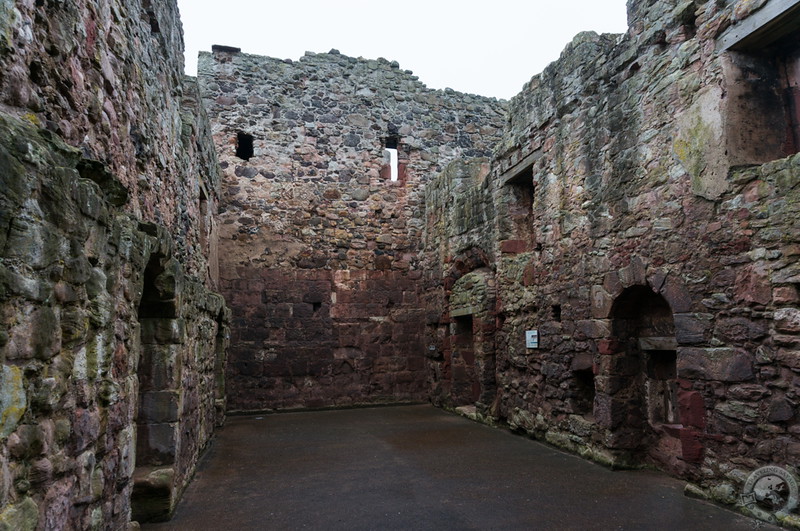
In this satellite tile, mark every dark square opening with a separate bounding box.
[236,132,254,160]
[384,135,399,150]
[646,350,677,380]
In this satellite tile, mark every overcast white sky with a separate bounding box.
[178,1,629,100]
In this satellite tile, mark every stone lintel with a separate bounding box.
[450,306,477,318]
[638,336,678,351]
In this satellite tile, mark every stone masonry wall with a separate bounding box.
[199,48,506,411]
[421,159,499,409]
[423,0,800,521]
[0,0,227,528]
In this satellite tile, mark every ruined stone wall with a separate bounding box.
[421,159,499,408]
[199,48,506,411]
[0,0,227,527]
[423,0,800,518]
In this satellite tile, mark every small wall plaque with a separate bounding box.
[525,330,539,349]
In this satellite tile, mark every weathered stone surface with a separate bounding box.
[0,497,38,530]
[590,285,614,318]
[0,1,228,528]
[2,0,798,524]
[674,87,728,200]
[202,47,504,412]
[713,317,768,343]
[674,313,712,345]
[140,319,186,345]
[677,348,754,382]
[679,428,704,463]
[574,319,612,339]
[413,0,800,491]
[715,401,760,423]
[767,397,794,423]
[774,307,800,333]
[0,365,25,438]
[132,468,175,523]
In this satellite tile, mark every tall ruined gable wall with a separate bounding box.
[0,0,227,527]
[424,0,800,512]
[199,48,506,411]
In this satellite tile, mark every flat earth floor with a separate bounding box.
[144,404,774,530]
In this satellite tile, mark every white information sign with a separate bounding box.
[525,330,539,349]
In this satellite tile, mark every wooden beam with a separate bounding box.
[499,149,542,186]
[718,0,800,51]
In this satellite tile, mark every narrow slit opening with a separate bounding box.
[385,148,398,181]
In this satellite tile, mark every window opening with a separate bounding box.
[512,171,534,211]
[236,132,254,160]
[385,148,398,181]
[645,350,679,425]
[552,304,562,322]
[719,5,800,157]
[501,157,537,239]
[384,136,399,182]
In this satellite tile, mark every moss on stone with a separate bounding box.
[674,116,712,183]
[776,512,800,529]
[0,497,38,531]
[0,0,16,52]
[0,365,26,438]
[684,482,709,500]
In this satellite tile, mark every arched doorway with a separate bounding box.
[605,285,681,468]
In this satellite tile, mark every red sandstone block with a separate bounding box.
[773,285,799,304]
[678,390,706,429]
[679,428,704,463]
[522,263,541,287]
[735,267,772,306]
[660,277,693,313]
[398,163,408,182]
[597,338,621,356]
[661,424,683,438]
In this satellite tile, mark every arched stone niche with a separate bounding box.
[132,248,184,522]
[591,262,706,472]
[447,268,498,410]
